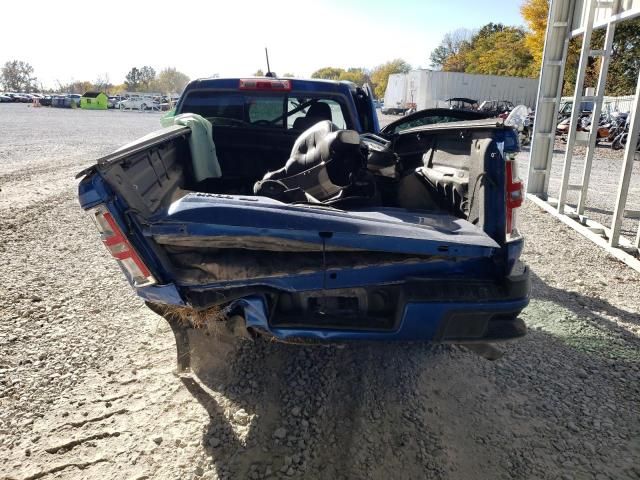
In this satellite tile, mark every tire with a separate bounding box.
[120,103,126,111]
[140,103,146,112]
[611,134,625,150]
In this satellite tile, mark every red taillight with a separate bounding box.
[239,78,291,91]
[89,206,156,287]
[505,157,523,238]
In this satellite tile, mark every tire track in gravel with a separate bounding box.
[329,344,448,480]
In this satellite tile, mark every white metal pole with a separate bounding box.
[610,70,640,247]
[526,0,576,197]
[557,0,597,214]
[576,9,619,215]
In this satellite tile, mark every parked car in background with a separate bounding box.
[381,103,407,115]
[445,98,479,111]
[557,100,594,121]
[12,93,31,103]
[478,100,515,118]
[108,96,126,109]
[155,95,182,111]
[39,95,53,106]
[66,94,82,108]
[118,95,159,111]
[50,94,82,108]
[0,93,12,102]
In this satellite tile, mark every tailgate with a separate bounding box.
[145,193,500,290]
[152,193,498,257]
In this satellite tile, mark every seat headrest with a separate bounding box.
[306,102,332,120]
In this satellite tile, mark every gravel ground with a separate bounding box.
[522,139,640,242]
[1,104,639,480]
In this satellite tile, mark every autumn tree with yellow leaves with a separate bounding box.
[521,0,550,75]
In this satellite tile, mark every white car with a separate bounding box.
[118,96,158,111]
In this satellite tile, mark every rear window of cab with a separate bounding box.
[179,91,350,130]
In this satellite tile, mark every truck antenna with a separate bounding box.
[265,48,276,77]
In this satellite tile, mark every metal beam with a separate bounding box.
[557,0,598,214]
[576,0,620,214]
[528,195,640,272]
[526,0,576,196]
[610,70,640,247]
[528,0,640,268]
[570,6,640,36]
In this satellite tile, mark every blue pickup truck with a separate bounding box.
[78,77,529,368]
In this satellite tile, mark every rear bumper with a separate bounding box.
[229,265,530,343]
[147,266,529,374]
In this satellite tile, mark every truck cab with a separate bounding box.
[176,77,379,132]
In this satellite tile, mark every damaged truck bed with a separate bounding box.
[77,77,529,368]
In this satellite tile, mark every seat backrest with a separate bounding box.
[292,102,333,131]
[255,121,361,200]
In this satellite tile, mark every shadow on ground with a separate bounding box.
[165,266,639,479]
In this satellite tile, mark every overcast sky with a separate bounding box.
[2,0,525,88]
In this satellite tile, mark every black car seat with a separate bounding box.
[254,120,366,202]
[292,102,332,131]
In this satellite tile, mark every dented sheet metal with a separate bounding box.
[149,193,499,258]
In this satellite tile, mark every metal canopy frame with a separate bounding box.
[526,0,640,271]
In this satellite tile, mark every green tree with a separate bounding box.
[153,67,190,93]
[370,59,411,98]
[603,18,640,95]
[125,67,141,91]
[454,27,534,77]
[64,80,94,94]
[442,44,472,72]
[561,36,594,95]
[253,69,264,76]
[1,60,38,92]
[125,66,157,91]
[473,23,507,42]
[437,23,535,78]
[429,29,474,69]
[281,72,295,77]
[94,73,113,93]
[311,67,345,80]
[139,66,156,90]
[338,67,369,86]
[561,18,640,96]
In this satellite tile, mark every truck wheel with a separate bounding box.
[612,135,624,150]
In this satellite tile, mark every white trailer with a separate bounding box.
[383,70,539,112]
[382,74,408,114]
